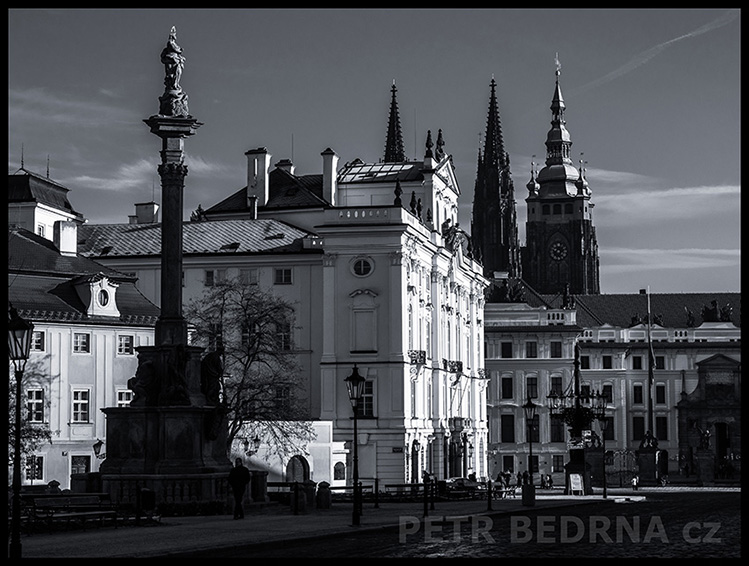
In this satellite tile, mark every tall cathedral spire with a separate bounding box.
[384,81,406,162]
[471,78,522,279]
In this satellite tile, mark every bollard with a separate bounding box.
[374,478,379,508]
[430,478,435,511]
[423,478,429,517]
[487,480,493,511]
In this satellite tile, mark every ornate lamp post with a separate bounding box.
[8,305,34,558]
[591,390,609,498]
[344,364,366,526]
[546,341,595,494]
[522,397,539,506]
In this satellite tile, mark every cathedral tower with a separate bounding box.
[470,79,522,279]
[522,61,600,295]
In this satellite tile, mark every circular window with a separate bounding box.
[352,258,373,277]
[98,289,110,306]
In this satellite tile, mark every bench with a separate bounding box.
[27,494,119,534]
[492,486,518,499]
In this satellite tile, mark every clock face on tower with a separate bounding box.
[550,241,568,261]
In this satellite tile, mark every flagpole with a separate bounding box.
[645,286,654,438]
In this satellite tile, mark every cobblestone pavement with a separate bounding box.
[207,491,740,558]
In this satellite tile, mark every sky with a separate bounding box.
[8,8,741,295]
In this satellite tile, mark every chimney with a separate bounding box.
[248,195,258,220]
[275,158,295,175]
[53,220,77,256]
[321,148,338,206]
[129,201,160,224]
[246,147,272,207]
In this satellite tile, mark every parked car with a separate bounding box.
[444,477,487,498]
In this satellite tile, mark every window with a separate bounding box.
[564,203,573,214]
[360,380,374,417]
[655,384,666,404]
[352,258,373,277]
[73,333,90,353]
[655,416,668,441]
[501,377,513,399]
[633,384,643,404]
[525,342,537,359]
[276,320,292,351]
[542,204,550,215]
[31,331,45,352]
[580,355,590,369]
[209,323,223,351]
[37,224,45,237]
[550,375,563,396]
[655,356,665,370]
[240,268,258,285]
[552,455,565,473]
[334,462,346,480]
[550,341,562,359]
[602,384,613,403]
[500,414,515,443]
[25,455,43,483]
[27,389,44,423]
[502,455,514,473]
[500,342,513,359]
[632,416,645,441]
[550,415,565,442]
[580,384,591,399]
[553,204,561,215]
[204,269,226,287]
[602,355,613,369]
[71,456,91,475]
[602,416,615,441]
[527,415,540,443]
[274,386,291,412]
[118,335,134,355]
[117,390,133,407]
[632,356,642,370]
[526,376,538,399]
[71,389,90,423]
[274,268,292,285]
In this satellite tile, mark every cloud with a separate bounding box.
[594,183,740,226]
[602,246,740,273]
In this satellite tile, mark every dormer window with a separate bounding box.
[73,273,121,318]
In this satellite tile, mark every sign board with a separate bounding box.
[568,473,584,495]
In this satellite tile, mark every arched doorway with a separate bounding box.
[286,455,310,482]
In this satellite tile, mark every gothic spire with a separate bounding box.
[384,81,406,162]
[482,77,508,170]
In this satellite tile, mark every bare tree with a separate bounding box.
[185,278,315,460]
[7,355,54,467]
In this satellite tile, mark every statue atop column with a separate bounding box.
[159,26,190,117]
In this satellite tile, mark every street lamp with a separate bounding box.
[8,305,34,559]
[93,439,106,459]
[344,364,365,527]
[546,341,596,495]
[522,397,539,506]
[522,398,539,484]
[591,390,609,499]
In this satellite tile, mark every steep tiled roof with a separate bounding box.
[8,168,84,220]
[8,228,160,325]
[530,292,741,329]
[9,229,126,277]
[206,168,326,214]
[77,218,317,258]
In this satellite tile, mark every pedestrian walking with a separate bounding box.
[228,457,251,519]
[631,474,639,491]
[546,474,554,490]
[516,472,522,488]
